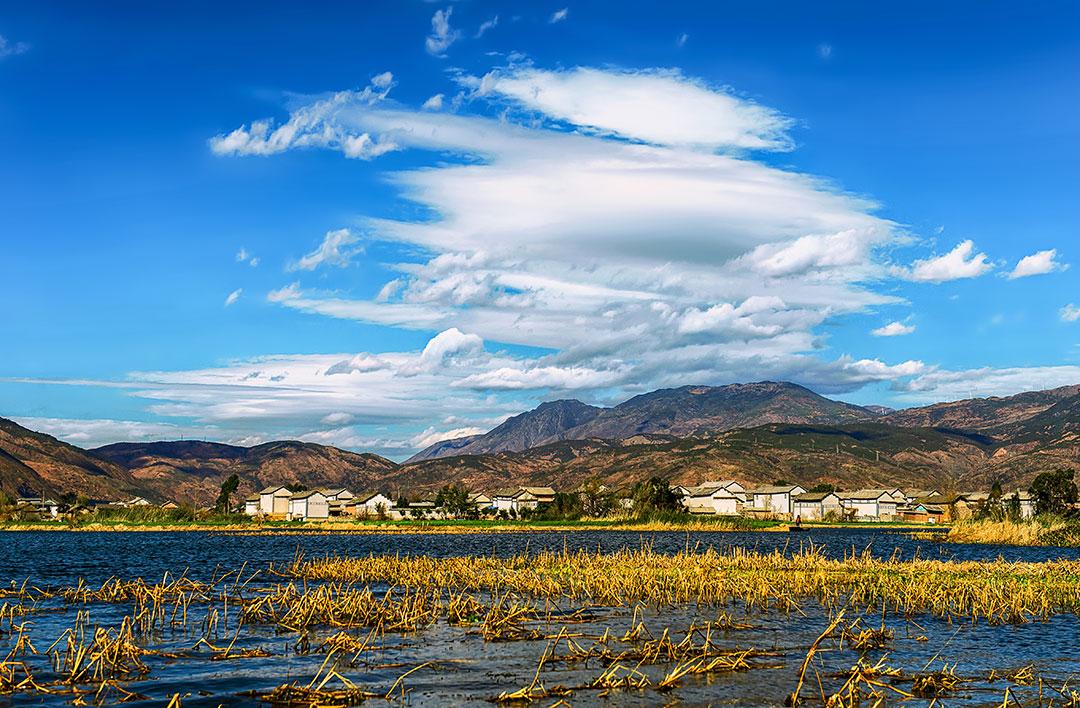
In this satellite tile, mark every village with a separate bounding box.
[7,479,1037,524]
[233,480,1038,523]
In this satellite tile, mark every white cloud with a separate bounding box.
[401,327,485,375]
[194,62,1006,450]
[476,15,499,38]
[871,321,915,337]
[422,93,444,111]
[0,34,30,59]
[899,240,993,283]
[370,71,393,89]
[817,43,832,59]
[736,229,880,277]
[471,66,794,151]
[224,288,242,307]
[676,33,689,48]
[896,365,1080,402]
[411,426,485,449]
[1007,248,1067,279]
[425,7,461,56]
[549,8,569,23]
[290,228,361,271]
[321,412,355,426]
[235,248,258,266]
[208,76,396,158]
[1061,304,1080,322]
[11,417,201,448]
[456,364,624,391]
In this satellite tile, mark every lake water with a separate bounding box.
[1,528,1078,706]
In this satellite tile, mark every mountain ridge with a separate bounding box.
[411,381,875,461]
[3,382,1079,504]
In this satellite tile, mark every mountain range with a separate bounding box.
[2,381,1079,504]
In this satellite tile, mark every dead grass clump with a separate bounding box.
[287,546,1080,625]
[911,663,964,698]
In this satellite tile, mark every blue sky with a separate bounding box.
[2,1,1078,457]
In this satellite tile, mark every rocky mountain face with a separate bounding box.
[882,385,1080,431]
[407,399,602,462]
[560,382,873,441]
[412,382,874,461]
[398,417,1079,496]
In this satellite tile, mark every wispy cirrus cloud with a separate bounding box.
[425,7,460,56]
[290,228,362,271]
[0,34,30,59]
[475,15,499,38]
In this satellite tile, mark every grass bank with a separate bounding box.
[0,512,793,534]
[943,516,1080,546]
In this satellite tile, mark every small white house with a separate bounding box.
[792,491,842,521]
[493,486,555,513]
[259,485,292,516]
[840,490,899,520]
[469,492,493,510]
[747,485,807,516]
[288,490,329,521]
[321,488,355,503]
[351,491,393,516]
[700,480,746,496]
[243,494,260,516]
[684,486,743,515]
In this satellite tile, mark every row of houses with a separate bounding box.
[672,480,1036,522]
[244,486,395,520]
[243,484,562,521]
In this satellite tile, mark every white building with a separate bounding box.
[493,486,555,513]
[243,494,260,515]
[683,485,743,515]
[259,485,292,516]
[469,492,493,510]
[747,485,807,516]
[350,491,393,516]
[792,491,842,521]
[288,490,329,521]
[840,490,899,520]
[321,488,355,503]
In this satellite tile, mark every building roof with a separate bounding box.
[354,491,388,503]
[686,485,741,499]
[857,488,905,497]
[495,486,553,499]
[521,486,555,497]
[289,490,328,501]
[794,491,840,503]
[840,489,896,501]
[260,485,290,495]
[703,479,743,489]
[750,485,805,494]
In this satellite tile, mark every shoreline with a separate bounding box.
[0,519,946,534]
